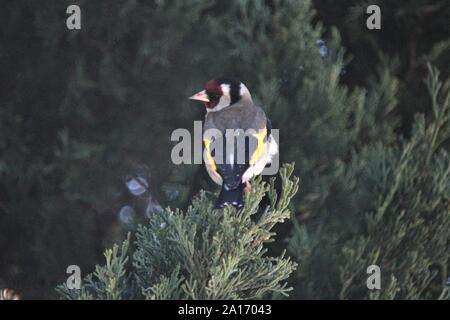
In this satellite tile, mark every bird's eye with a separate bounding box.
[208,93,221,101]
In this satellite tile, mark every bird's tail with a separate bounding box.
[215,183,244,209]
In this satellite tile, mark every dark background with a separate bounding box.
[0,0,448,299]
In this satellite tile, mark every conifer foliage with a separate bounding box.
[57,164,299,300]
[336,65,450,299]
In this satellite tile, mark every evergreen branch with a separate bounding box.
[58,163,299,300]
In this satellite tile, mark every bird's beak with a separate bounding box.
[189,90,209,102]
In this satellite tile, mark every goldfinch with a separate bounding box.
[189,78,278,208]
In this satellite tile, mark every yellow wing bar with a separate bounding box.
[249,127,267,166]
[204,127,267,168]
[203,138,217,172]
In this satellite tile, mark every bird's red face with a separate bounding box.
[189,80,223,109]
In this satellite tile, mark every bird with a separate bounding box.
[189,78,278,209]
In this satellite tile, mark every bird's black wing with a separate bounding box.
[205,119,272,189]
